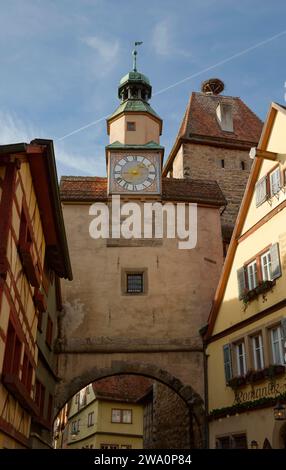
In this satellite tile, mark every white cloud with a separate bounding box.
[152,19,191,58]
[0,109,105,176]
[0,110,38,143]
[54,143,105,176]
[82,35,120,62]
[81,35,120,77]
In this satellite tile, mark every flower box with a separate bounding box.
[264,364,285,379]
[228,376,246,388]
[242,280,275,304]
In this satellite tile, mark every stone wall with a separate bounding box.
[172,142,252,233]
[151,383,190,449]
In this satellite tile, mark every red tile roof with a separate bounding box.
[60,176,226,207]
[92,375,152,402]
[163,92,263,175]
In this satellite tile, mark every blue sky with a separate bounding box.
[0,0,285,177]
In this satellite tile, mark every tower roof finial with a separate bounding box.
[132,41,143,72]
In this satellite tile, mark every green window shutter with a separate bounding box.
[270,243,282,280]
[255,176,268,207]
[237,267,246,300]
[223,344,233,383]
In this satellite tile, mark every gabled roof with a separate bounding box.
[163,92,263,175]
[60,176,226,207]
[0,140,72,280]
[205,102,283,341]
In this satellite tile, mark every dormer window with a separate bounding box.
[216,102,234,132]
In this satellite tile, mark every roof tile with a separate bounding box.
[60,175,226,207]
[163,91,263,174]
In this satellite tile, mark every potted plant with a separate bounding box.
[228,376,246,389]
[246,369,265,384]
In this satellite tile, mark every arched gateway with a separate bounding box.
[57,52,226,449]
[55,360,205,448]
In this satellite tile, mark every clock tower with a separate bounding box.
[106,46,164,196]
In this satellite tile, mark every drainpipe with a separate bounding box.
[203,346,209,448]
[199,324,209,448]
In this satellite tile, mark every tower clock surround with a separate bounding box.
[108,152,161,195]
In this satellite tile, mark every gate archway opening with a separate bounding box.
[53,362,205,449]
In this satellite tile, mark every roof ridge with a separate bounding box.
[61,176,107,181]
[163,177,220,184]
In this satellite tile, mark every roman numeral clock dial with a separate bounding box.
[112,155,158,193]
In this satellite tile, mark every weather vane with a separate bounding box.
[132,41,143,72]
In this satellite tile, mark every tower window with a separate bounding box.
[127,122,136,131]
[221,159,225,168]
[127,273,143,293]
[241,161,246,170]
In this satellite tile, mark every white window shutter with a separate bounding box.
[270,243,282,280]
[237,267,246,299]
[270,169,281,195]
[255,176,268,207]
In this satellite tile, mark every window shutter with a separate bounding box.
[237,267,246,300]
[281,318,286,364]
[270,243,282,280]
[281,318,286,340]
[223,344,233,383]
[255,176,268,207]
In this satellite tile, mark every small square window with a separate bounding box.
[127,122,136,131]
[111,409,121,423]
[122,410,132,423]
[127,273,143,293]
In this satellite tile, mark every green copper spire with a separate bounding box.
[108,43,162,122]
[132,41,143,72]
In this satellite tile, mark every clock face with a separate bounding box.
[113,155,157,192]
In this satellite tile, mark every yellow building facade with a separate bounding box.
[205,102,286,449]
[63,385,143,449]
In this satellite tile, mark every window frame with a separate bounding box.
[216,433,248,449]
[126,273,144,294]
[269,166,281,196]
[270,325,285,365]
[255,164,284,206]
[241,244,275,295]
[235,341,247,376]
[126,122,136,131]
[122,268,148,296]
[252,334,264,370]
[111,408,132,424]
[3,320,22,378]
[260,250,272,281]
[246,260,258,290]
[100,444,119,449]
[87,411,94,427]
